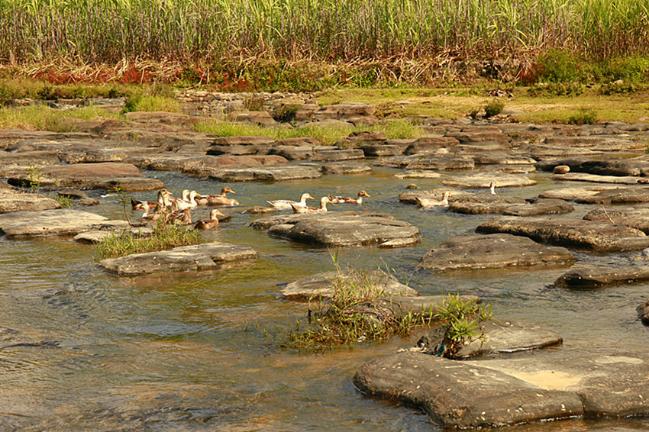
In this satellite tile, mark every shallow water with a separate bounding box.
[1,168,649,431]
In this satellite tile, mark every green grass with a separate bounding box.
[287,267,438,351]
[95,221,201,260]
[433,294,492,357]
[123,95,180,113]
[0,105,120,131]
[54,195,73,208]
[196,118,422,145]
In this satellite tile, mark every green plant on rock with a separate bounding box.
[286,256,436,351]
[433,294,492,357]
[271,104,299,123]
[243,95,266,111]
[26,166,42,192]
[527,82,584,97]
[483,100,504,118]
[95,219,201,260]
[600,81,637,96]
[54,195,73,208]
[568,109,597,125]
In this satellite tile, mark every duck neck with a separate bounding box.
[356,197,363,205]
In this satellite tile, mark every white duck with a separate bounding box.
[416,191,450,209]
[175,190,199,211]
[268,193,314,211]
[489,181,496,195]
[291,196,330,214]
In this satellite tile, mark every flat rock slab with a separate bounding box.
[420,234,574,272]
[554,264,649,289]
[452,320,563,359]
[449,196,573,216]
[251,212,420,247]
[539,186,619,202]
[553,172,649,185]
[7,163,163,191]
[443,174,537,188]
[394,170,441,179]
[355,350,649,428]
[584,207,649,233]
[540,157,649,176]
[477,217,649,252]
[0,189,60,213]
[0,209,108,238]
[74,227,154,244]
[280,270,418,301]
[209,165,321,182]
[100,242,257,276]
[321,162,372,175]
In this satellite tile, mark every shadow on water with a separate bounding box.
[1,168,648,430]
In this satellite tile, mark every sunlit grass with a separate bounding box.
[0,105,120,131]
[195,118,423,144]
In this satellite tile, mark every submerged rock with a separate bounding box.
[394,170,441,179]
[74,226,154,244]
[539,185,619,202]
[583,207,649,233]
[250,211,420,248]
[355,350,649,429]
[554,264,649,289]
[477,217,649,252]
[280,270,418,301]
[420,234,574,272]
[0,209,108,238]
[100,242,257,276]
[208,165,321,182]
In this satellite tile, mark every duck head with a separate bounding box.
[222,187,236,195]
[210,209,225,220]
[358,190,371,198]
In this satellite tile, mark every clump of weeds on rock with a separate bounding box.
[432,294,492,358]
[286,254,437,351]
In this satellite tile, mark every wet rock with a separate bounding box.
[208,165,321,182]
[477,217,649,252]
[355,350,649,428]
[574,187,649,205]
[553,173,649,185]
[554,165,571,174]
[250,212,420,248]
[0,209,108,238]
[100,242,257,276]
[583,207,649,233]
[321,162,372,175]
[637,300,649,325]
[280,270,418,301]
[0,188,60,213]
[554,264,649,289]
[74,226,154,244]
[420,234,574,271]
[443,173,537,188]
[449,196,573,216]
[394,170,441,179]
[451,320,563,359]
[354,352,583,429]
[0,150,61,166]
[7,163,163,191]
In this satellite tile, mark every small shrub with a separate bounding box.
[55,195,73,208]
[122,95,180,113]
[600,81,637,95]
[26,166,42,191]
[95,220,202,260]
[243,95,266,111]
[287,265,437,351]
[604,56,649,83]
[537,49,582,83]
[271,104,299,123]
[568,109,597,125]
[528,82,584,97]
[433,294,492,357]
[483,100,504,118]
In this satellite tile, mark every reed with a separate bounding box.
[0,0,648,68]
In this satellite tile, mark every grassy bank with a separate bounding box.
[1,1,649,89]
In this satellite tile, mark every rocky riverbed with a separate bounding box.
[2,94,649,431]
